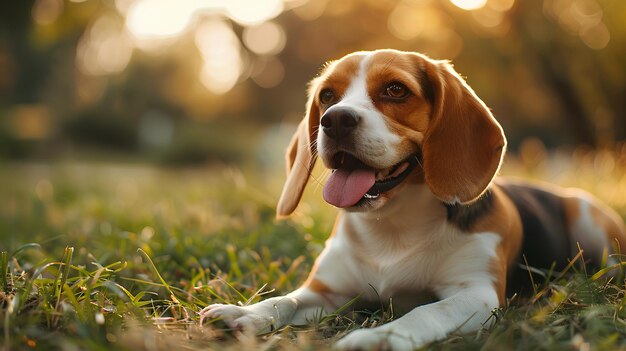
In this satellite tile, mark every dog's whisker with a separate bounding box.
[311,169,331,192]
[413,154,424,170]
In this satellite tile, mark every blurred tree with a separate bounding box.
[0,0,624,163]
[509,0,625,146]
[0,0,40,104]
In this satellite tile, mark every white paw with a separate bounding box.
[335,328,420,351]
[199,304,275,334]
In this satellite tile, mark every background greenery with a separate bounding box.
[1,0,625,164]
[1,0,625,350]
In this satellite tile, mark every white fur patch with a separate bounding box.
[571,198,613,265]
[311,185,501,312]
[330,210,502,350]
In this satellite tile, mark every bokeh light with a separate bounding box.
[472,7,504,28]
[544,0,610,49]
[451,0,488,11]
[195,19,243,94]
[580,22,610,49]
[76,15,133,76]
[243,22,286,56]
[488,0,515,12]
[6,0,626,166]
[125,0,197,48]
[225,0,284,26]
[387,3,428,41]
[32,0,64,26]
[10,106,51,140]
[292,0,327,21]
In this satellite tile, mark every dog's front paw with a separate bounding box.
[199,304,275,334]
[335,328,419,351]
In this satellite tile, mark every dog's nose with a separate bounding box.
[320,108,360,140]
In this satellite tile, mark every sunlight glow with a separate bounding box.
[77,16,133,76]
[195,20,243,94]
[388,3,427,40]
[125,1,196,40]
[226,0,284,26]
[114,0,135,15]
[243,22,286,56]
[123,0,286,50]
[472,7,505,28]
[450,0,487,10]
[114,0,291,92]
[488,0,515,12]
[580,22,610,49]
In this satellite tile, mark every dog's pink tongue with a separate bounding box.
[323,160,376,208]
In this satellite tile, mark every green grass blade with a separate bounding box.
[136,248,181,305]
[54,247,74,311]
[62,282,80,312]
[10,243,42,258]
[226,244,242,278]
[120,276,208,305]
[590,262,626,281]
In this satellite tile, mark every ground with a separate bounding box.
[1,146,626,350]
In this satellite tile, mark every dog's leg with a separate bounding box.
[200,285,343,334]
[335,283,499,351]
[335,230,504,351]
[200,233,357,334]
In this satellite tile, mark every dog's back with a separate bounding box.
[497,178,626,293]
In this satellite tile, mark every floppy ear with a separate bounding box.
[421,59,506,204]
[276,84,321,218]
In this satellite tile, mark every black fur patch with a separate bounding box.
[499,182,571,295]
[500,183,571,269]
[445,190,495,232]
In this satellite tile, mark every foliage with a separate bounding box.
[1,0,625,165]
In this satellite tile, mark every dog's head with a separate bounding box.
[277,49,506,217]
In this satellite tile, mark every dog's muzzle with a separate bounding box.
[322,152,421,208]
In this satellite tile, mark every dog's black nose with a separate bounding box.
[320,107,360,140]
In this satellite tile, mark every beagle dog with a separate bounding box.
[200,49,626,350]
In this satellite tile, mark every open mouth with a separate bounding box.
[322,152,420,208]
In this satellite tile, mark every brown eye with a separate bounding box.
[319,89,335,104]
[384,82,409,99]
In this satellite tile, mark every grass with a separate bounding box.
[1,144,626,350]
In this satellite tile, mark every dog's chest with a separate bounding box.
[375,242,454,299]
[316,186,501,305]
[337,217,487,301]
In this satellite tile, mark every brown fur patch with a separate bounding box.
[364,52,431,154]
[419,57,506,205]
[472,185,523,306]
[306,278,332,294]
[277,119,318,217]
[489,252,507,306]
[314,54,363,113]
[561,195,581,232]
